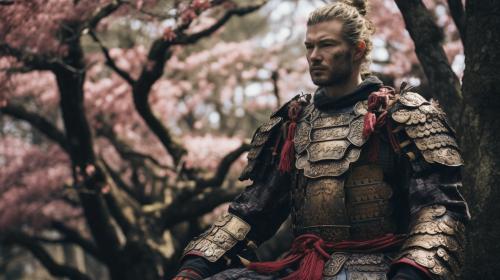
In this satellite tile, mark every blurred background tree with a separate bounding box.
[0,0,498,279]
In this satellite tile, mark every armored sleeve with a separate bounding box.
[390,91,470,280]
[181,99,298,271]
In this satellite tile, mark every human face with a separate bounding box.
[305,20,354,87]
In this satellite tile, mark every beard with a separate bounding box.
[309,50,353,87]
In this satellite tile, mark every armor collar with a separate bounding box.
[313,75,383,110]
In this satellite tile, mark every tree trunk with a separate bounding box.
[460,1,500,279]
[53,27,165,280]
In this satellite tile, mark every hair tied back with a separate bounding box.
[339,0,368,16]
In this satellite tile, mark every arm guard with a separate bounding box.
[182,213,251,262]
[391,91,469,280]
[182,95,303,264]
[396,205,466,279]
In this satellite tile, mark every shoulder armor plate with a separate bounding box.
[399,91,430,107]
[239,93,312,180]
[391,94,463,167]
[239,116,283,180]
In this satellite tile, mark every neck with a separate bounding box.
[322,72,362,98]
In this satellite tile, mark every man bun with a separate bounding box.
[340,0,368,16]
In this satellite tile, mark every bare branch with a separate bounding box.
[100,158,145,204]
[96,123,172,170]
[51,221,104,263]
[133,2,266,167]
[1,231,92,280]
[171,3,267,45]
[162,187,240,229]
[86,0,124,31]
[447,0,466,41]
[102,190,134,236]
[0,0,14,5]
[395,0,463,125]
[133,53,184,167]
[0,103,69,152]
[271,70,280,109]
[195,142,251,189]
[88,30,135,85]
[0,44,54,70]
[0,66,36,73]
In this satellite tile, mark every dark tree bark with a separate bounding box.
[395,0,463,126]
[0,104,69,152]
[396,1,500,279]
[1,232,91,280]
[459,1,500,279]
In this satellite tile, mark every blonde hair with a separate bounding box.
[307,0,375,75]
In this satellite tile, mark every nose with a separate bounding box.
[309,47,322,63]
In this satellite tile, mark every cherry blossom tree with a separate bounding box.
[1,0,499,279]
[1,1,269,279]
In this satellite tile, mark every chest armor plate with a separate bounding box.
[292,101,397,241]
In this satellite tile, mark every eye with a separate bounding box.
[319,42,335,48]
[305,44,313,50]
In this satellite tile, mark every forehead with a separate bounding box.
[305,20,344,42]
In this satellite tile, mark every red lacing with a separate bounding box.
[362,87,400,162]
[248,233,406,280]
[278,100,305,173]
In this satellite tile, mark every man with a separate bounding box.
[174,1,469,279]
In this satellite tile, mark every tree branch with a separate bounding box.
[395,0,463,126]
[88,30,135,85]
[271,70,281,109]
[0,0,14,5]
[0,44,54,70]
[96,123,171,170]
[51,221,104,263]
[100,158,146,204]
[1,231,91,280]
[102,190,134,236]
[86,0,124,31]
[447,0,466,41]
[133,2,266,167]
[50,24,123,258]
[161,187,240,229]
[0,66,36,74]
[0,103,69,152]
[171,3,266,45]
[195,142,251,189]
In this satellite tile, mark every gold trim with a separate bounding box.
[398,206,466,279]
[392,96,464,167]
[421,147,464,166]
[307,140,350,162]
[182,213,251,262]
[347,116,368,147]
[310,126,350,142]
[414,134,458,151]
[399,92,429,107]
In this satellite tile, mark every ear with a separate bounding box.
[353,41,366,61]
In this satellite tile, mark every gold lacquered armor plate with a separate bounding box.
[312,113,353,128]
[307,140,350,162]
[303,148,361,178]
[391,93,464,167]
[310,126,350,142]
[294,101,368,179]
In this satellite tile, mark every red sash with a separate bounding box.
[247,233,406,280]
